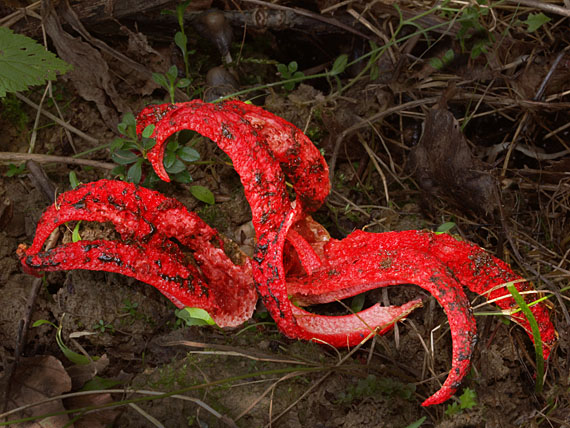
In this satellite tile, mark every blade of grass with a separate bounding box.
[506,282,544,394]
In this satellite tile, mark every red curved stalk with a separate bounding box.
[291,299,424,347]
[137,101,330,214]
[137,100,304,339]
[19,180,257,327]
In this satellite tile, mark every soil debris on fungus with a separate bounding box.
[1,0,568,426]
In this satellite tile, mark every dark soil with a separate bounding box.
[1,1,569,427]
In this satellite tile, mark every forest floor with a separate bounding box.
[0,1,569,427]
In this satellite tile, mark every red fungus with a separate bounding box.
[18,180,257,327]
[19,100,557,407]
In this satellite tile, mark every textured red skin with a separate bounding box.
[19,180,257,327]
[291,298,424,347]
[285,232,477,406]
[136,101,330,213]
[19,100,557,407]
[287,228,556,360]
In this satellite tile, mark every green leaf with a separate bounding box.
[190,185,215,205]
[429,57,444,70]
[164,148,177,168]
[507,283,544,393]
[435,222,456,234]
[177,78,191,88]
[5,163,26,177]
[121,141,139,151]
[174,31,187,53]
[120,112,136,128]
[277,63,288,75]
[524,12,551,33]
[111,149,139,165]
[110,137,125,152]
[32,319,58,329]
[350,293,366,313]
[152,72,169,89]
[166,140,180,152]
[175,307,216,326]
[141,124,155,139]
[442,49,455,64]
[166,65,178,81]
[283,81,295,91]
[445,402,461,416]
[142,138,156,151]
[72,221,82,243]
[293,71,304,80]
[404,417,426,428]
[127,159,143,183]
[331,54,348,76]
[56,329,90,365]
[81,376,123,392]
[178,146,200,162]
[288,61,298,73]
[459,387,477,410]
[0,27,71,97]
[173,170,192,183]
[165,158,186,174]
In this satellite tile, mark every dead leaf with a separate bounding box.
[5,355,72,427]
[65,354,109,390]
[42,0,127,128]
[409,106,500,215]
[63,392,120,428]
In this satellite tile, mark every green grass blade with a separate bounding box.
[506,282,544,393]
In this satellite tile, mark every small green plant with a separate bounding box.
[33,317,92,365]
[5,163,26,177]
[152,65,191,104]
[522,12,551,33]
[455,2,494,59]
[93,319,115,334]
[445,387,478,416]
[110,112,200,185]
[174,1,193,79]
[0,27,71,97]
[429,49,455,70]
[69,171,81,188]
[435,221,456,234]
[189,184,215,205]
[161,0,196,81]
[121,299,140,317]
[71,221,82,242]
[276,61,304,91]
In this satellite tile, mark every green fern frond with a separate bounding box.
[0,26,71,97]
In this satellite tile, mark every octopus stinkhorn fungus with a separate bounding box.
[19,100,556,407]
